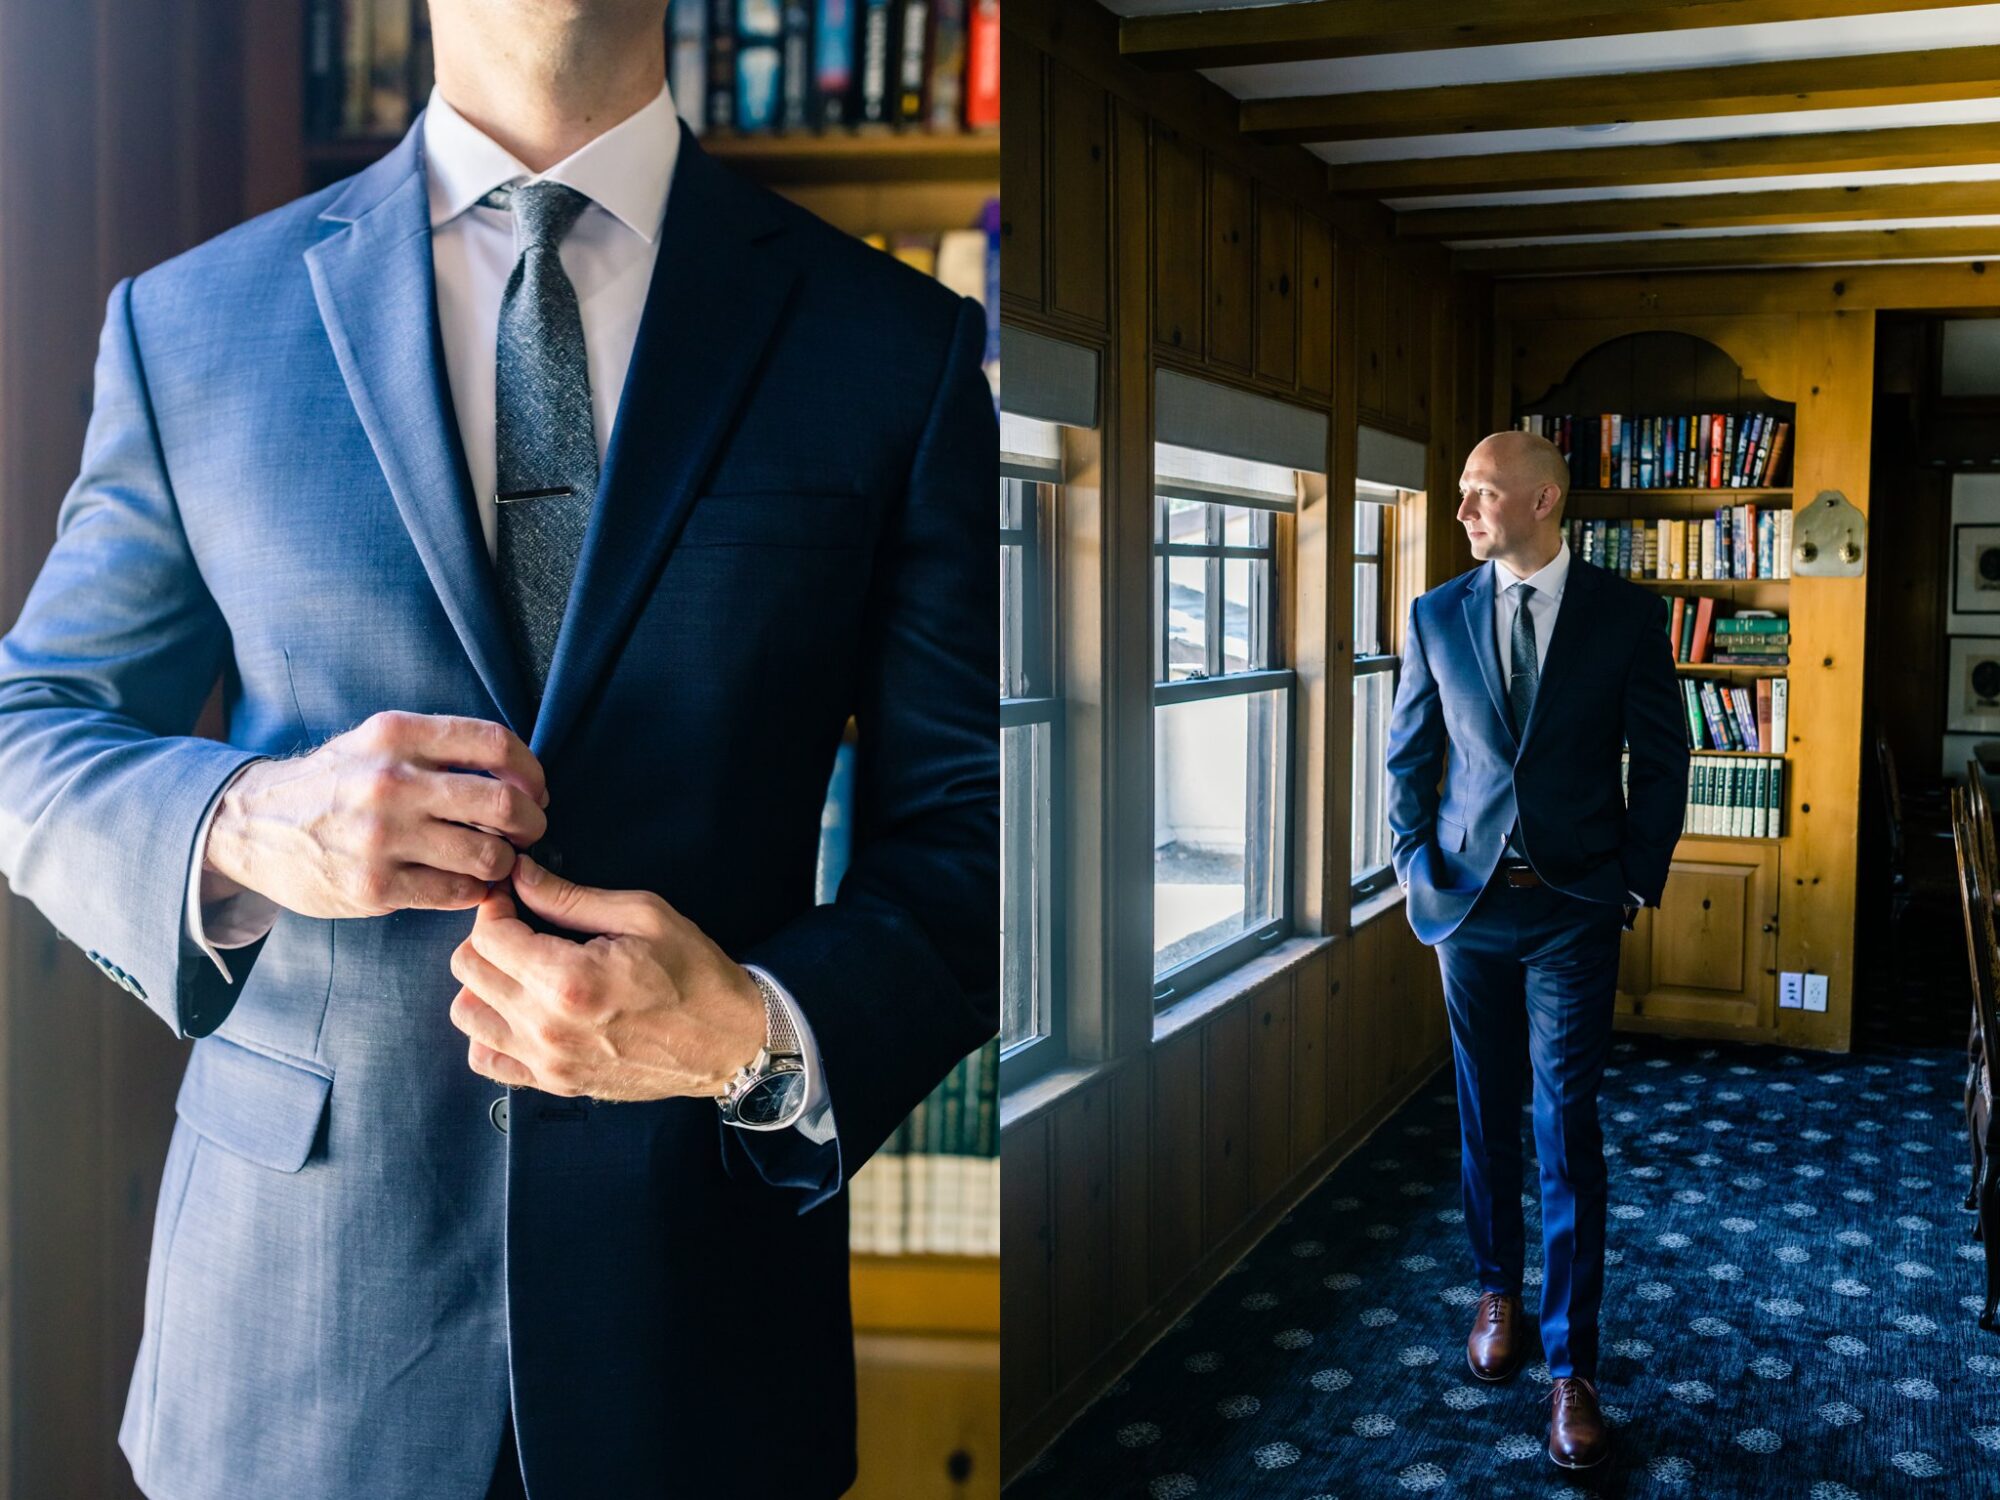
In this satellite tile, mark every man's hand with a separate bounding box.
[446,853,768,1102]
[202,710,549,919]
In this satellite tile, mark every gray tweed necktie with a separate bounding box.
[492,180,597,714]
[1509,581,1539,738]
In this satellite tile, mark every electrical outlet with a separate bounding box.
[1804,973,1828,1013]
[1778,972,1803,1009]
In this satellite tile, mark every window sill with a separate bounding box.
[1154,934,1334,1045]
[1350,883,1407,931]
[998,1057,1124,1136]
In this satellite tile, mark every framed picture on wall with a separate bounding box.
[1947,636,2000,733]
[1953,524,2000,616]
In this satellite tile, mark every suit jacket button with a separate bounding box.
[489,1094,509,1134]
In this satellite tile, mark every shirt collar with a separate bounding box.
[1493,537,1570,600]
[422,80,679,242]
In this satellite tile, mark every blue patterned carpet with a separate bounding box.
[1008,1033,2000,1498]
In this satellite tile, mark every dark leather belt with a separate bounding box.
[1499,859,1543,888]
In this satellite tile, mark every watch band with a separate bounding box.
[749,967,801,1058]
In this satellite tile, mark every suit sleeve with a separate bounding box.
[1618,595,1692,907]
[723,293,998,1213]
[0,278,271,1037]
[1384,599,1446,893]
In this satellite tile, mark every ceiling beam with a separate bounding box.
[1242,44,2000,143]
[1457,223,2000,273]
[1120,0,1985,71]
[1401,180,2000,239]
[1328,121,2000,196]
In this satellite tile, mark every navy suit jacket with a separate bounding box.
[1385,553,1690,947]
[0,113,996,1499]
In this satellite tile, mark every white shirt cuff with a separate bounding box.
[184,761,281,985]
[732,964,836,1144]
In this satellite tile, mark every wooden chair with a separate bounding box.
[1946,785,2000,1332]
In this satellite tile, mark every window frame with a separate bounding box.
[1150,482,1298,1009]
[1351,479,1403,902]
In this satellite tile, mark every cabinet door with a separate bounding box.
[1298,214,1334,398]
[1152,127,1204,356]
[1208,162,1253,371]
[1629,840,1778,1030]
[1045,63,1107,328]
[1254,191,1297,387]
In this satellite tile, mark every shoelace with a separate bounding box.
[1550,1376,1598,1409]
[1477,1291,1512,1325]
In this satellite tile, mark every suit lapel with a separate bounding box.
[526,124,796,767]
[1460,563,1516,751]
[303,116,534,736]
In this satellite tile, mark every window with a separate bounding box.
[1000,450,1058,1060]
[1351,480,1402,898]
[1152,442,1296,1003]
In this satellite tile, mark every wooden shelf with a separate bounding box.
[1677,662,1787,673]
[1633,576,1788,588]
[1682,746,1786,757]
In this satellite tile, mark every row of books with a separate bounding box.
[1518,412,1792,492]
[1569,507,1793,581]
[1622,751,1787,839]
[1670,601,1790,666]
[305,1,1000,140]
[673,0,1000,135]
[1681,675,1788,754]
[848,1040,1000,1255]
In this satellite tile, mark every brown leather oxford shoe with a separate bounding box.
[1547,1375,1612,1470]
[1465,1291,1527,1382]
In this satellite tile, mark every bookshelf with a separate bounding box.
[245,7,1000,1495]
[1505,323,1866,1047]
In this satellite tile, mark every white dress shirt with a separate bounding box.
[186,81,836,1140]
[1492,542,1642,908]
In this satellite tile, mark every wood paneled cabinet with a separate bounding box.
[1616,838,1779,1031]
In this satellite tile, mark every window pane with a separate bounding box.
[1355,499,1381,557]
[1154,687,1288,976]
[1352,670,1395,879]
[1222,504,1267,549]
[1166,553,1208,679]
[1353,560,1380,658]
[1001,542,1024,696]
[1002,719,1055,1052]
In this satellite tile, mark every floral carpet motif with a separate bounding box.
[1007,1032,1999,1498]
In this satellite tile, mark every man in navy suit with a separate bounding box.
[0,2,995,1496]
[1385,430,1688,1470]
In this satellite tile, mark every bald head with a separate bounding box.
[1457,431,1569,577]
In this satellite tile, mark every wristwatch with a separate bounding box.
[716,968,809,1129]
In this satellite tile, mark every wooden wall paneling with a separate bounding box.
[999,26,1047,309]
[1202,999,1252,1251]
[1255,189,1298,387]
[1343,920,1381,1121]
[1151,125,1204,356]
[1409,261,1434,431]
[1046,62,1109,329]
[1207,160,1254,371]
[1383,920,1420,1080]
[1290,948,1330,1164]
[1298,214,1335,398]
[1050,1082,1115,1394]
[1383,258,1413,428]
[1110,1061,1153,1333]
[1249,975,1295,1202]
[999,1112,1053,1443]
[1356,245,1386,418]
[1323,938,1355,1142]
[1149,1028,1206,1300]
[1781,309,1874,1050]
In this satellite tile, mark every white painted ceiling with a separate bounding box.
[1096,2,2000,270]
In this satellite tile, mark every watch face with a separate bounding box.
[738,1069,807,1126]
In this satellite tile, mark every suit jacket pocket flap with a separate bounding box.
[175,1035,331,1173]
[1436,814,1468,852]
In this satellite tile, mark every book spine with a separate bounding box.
[926,0,966,130]
[672,0,710,132]
[1599,414,1612,488]
[1698,681,1729,749]
[895,0,929,125]
[1731,686,1759,748]
[1700,518,1716,580]
[708,0,738,129]
[813,0,855,126]
[1764,421,1791,489]
[1639,418,1655,490]
[735,0,784,132]
[857,0,896,123]
[341,0,373,134]
[964,0,999,128]
[781,0,814,129]
[1772,676,1788,750]
[305,0,343,138]
[1755,677,1772,753]
[1681,679,1705,749]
